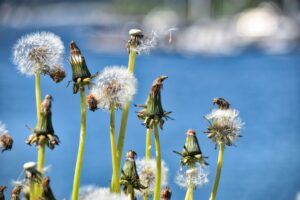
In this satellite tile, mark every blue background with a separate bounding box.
[0,27,300,200]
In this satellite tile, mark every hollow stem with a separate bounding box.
[153,123,161,200]
[209,142,225,200]
[115,49,136,181]
[110,104,120,193]
[128,185,135,200]
[145,128,152,159]
[72,87,87,200]
[30,181,36,199]
[35,143,46,196]
[35,73,41,122]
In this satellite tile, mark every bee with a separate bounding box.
[126,29,144,54]
[213,97,230,110]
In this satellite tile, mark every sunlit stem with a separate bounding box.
[115,48,136,180]
[110,103,120,193]
[143,128,152,200]
[209,142,225,200]
[35,143,46,196]
[30,181,36,199]
[72,86,87,200]
[153,123,161,200]
[35,72,41,122]
[128,185,135,200]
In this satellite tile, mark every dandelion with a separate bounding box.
[127,29,158,55]
[13,32,65,77]
[175,164,209,189]
[79,186,127,200]
[160,187,172,200]
[0,186,6,200]
[23,162,43,184]
[69,41,94,200]
[205,98,244,200]
[136,158,169,197]
[136,76,171,200]
[88,66,137,110]
[0,121,13,152]
[120,151,147,200]
[174,129,208,200]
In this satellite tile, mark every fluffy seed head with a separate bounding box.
[136,158,169,196]
[175,164,209,188]
[205,108,244,146]
[79,186,127,200]
[13,32,65,76]
[90,66,137,110]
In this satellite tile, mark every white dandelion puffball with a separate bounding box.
[175,164,209,188]
[79,186,127,200]
[13,32,65,76]
[205,108,244,144]
[134,31,158,54]
[91,66,137,110]
[0,121,8,135]
[136,158,169,196]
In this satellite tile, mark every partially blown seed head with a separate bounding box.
[175,164,209,188]
[79,186,127,200]
[89,66,137,110]
[13,32,65,76]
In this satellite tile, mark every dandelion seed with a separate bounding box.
[175,164,209,188]
[79,186,127,200]
[167,27,178,43]
[0,121,13,152]
[205,98,244,146]
[13,32,65,76]
[135,158,169,196]
[89,66,137,110]
[127,29,157,54]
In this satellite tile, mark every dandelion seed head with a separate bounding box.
[134,31,158,54]
[135,158,169,196]
[13,32,65,76]
[175,164,209,188]
[91,66,137,110]
[79,186,127,200]
[23,161,36,171]
[205,108,244,145]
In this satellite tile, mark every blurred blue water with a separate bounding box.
[0,27,300,200]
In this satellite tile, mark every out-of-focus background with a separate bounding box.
[0,0,300,199]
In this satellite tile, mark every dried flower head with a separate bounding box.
[69,41,93,94]
[205,98,244,147]
[0,186,6,200]
[13,32,65,76]
[160,187,172,200]
[89,66,137,110]
[79,186,127,200]
[120,151,147,195]
[136,158,169,196]
[0,121,13,152]
[42,176,56,200]
[173,129,208,167]
[11,182,22,200]
[48,65,66,83]
[175,164,209,189]
[127,29,157,54]
[136,76,172,129]
[27,95,60,149]
[23,161,42,183]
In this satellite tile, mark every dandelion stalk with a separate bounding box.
[72,87,87,200]
[143,128,152,200]
[153,123,161,200]
[109,103,121,193]
[35,72,42,122]
[209,142,224,200]
[116,36,137,175]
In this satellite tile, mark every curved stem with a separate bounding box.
[209,143,225,200]
[153,124,161,200]
[72,87,87,200]
[115,49,136,182]
[110,104,120,193]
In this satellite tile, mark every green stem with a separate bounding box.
[35,73,41,122]
[145,128,152,159]
[30,181,36,199]
[115,49,136,182]
[35,143,46,197]
[209,143,225,200]
[128,185,135,200]
[72,87,87,200]
[110,104,120,193]
[153,124,161,200]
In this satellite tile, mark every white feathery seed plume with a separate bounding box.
[135,158,169,196]
[175,164,209,188]
[79,186,127,200]
[13,31,65,76]
[205,108,244,145]
[134,31,158,54]
[90,66,137,110]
